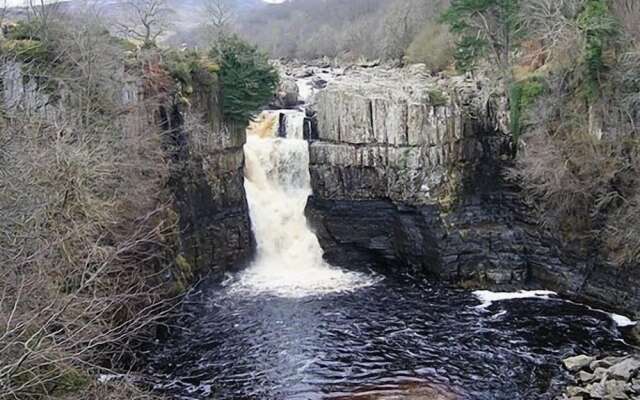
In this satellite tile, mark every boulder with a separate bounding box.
[592,357,624,371]
[564,355,596,372]
[406,63,429,76]
[594,367,610,381]
[604,380,629,399]
[311,76,328,90]
[294,68,314,79]
[608,358,640,381]
[567,385,588,397]
[272,78,299,109]
[578,370,595,383]
[357,59,381,68]
[585,382,606,399]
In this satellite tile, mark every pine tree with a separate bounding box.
[213,35,279,125]
[441,0,521,72]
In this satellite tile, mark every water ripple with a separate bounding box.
[145,274,632,399]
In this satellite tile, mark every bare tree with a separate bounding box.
[611,0,640,42]
[117,0,172,47]
[26,0,62,41]
[519,0,584,64]
[0,10,182,398]
[205,0,235,40]
[0,1,7,30]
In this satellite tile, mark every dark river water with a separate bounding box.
[145,272,633,400]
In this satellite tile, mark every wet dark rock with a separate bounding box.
[311,76,328,89]
[294,68,314,78]
[160,84,254,278]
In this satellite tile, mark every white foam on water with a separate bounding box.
[296,71,334,103]
[473,290,638,328]
[297,78,315,102]
[473,290,556,309]
[229,115,378,298]
[611,314,636,327]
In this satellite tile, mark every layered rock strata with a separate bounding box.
[305,66,640,318]
[152,76,254,277]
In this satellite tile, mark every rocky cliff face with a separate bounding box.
[159,89,254,277]
[142,72,255,280]
[1,61,254,283]
[305,66,640,317]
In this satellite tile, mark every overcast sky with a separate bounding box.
[4,0,286,5]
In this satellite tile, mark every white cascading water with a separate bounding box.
[228,110,376,298]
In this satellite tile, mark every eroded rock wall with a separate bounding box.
[306,68,531,284]
[305,67,640,317]
[155,80,254,278]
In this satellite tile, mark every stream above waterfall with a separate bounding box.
[145,109,635,399]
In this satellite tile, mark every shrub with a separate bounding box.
[577,0,619,100]
[510,77,546,143]
[512,122,640,266]
[155,49,221,106]
[0,16,179,399]
[404,24,455,72]
[441,0,522,71]
[5,20,41,41]
[0,39,49,64]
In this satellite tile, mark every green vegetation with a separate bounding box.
[0,38,272,393]
[0,21,53,66]
[1,12,276,396]
[4,19,41,40]
[441,0,522,71]
[52,368,92,395]
[164,49,220,98]
[577,0,619,99]
[437,0,640,266]
[509,77,546,142]
[428,89,449,107]
[212,35,278,124]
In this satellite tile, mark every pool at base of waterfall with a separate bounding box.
[143,108,634,400]
[145,272,633,400]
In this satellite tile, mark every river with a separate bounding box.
[145,109,633,399]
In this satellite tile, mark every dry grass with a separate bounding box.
[513,126,640,265]
[0,16,182,400]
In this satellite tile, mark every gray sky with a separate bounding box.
[4,0,285,6]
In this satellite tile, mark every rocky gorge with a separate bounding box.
[4,50,640,399]
[1,59,255,287]
[139,62,640,399]
[298,64,640,321]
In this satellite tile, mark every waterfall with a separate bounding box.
[229,110,376,297]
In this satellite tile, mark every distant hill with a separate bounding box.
[4,0,269,47]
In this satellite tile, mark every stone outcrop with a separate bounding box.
[154,76,254,278]
[271,76,300,109]
[306,67,534,285]
[304,66,640,318]
[560,354,640,399]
